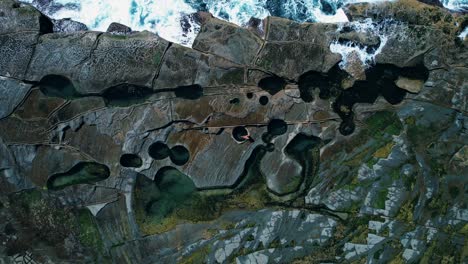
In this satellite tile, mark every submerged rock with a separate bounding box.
[395,76,425,93]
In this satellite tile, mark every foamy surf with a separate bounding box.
[18,0,376,46]
[21,0,468,47]
[22,0,199,46]
[329,19,398,70]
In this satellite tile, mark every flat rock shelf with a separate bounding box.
[0,0,467,263]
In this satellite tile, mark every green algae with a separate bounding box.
[78,209,104,252]
[373,189,389,209]
[364,111,403,139]
[47,162,110,190]
[179,245,211,264]
[149,167,197,221]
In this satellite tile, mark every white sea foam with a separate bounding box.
[206,0,270,26]
[19,0,361,46]
[459,27,468,40]
[22,0,467,47]
[23,0,199,46]
[314,8,349,23]
[329,19,396,69]
[441,0,468,12]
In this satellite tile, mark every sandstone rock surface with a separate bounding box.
[0,0,466,263]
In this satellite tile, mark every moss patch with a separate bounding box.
[374,142,395,159]
[372,189,388,209]
[78,209,104,252]
[396,197,416,224]
[364,111,403,140]
[179,245,211,264]
[8,189,105,258]
[341,111,402,169]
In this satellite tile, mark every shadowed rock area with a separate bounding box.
[0,0,467,263]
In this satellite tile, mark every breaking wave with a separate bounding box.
[441,0,468,12]
[21,0,468,46]
[329,19,397,69]
[19,0,375,46]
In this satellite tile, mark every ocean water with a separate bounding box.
[20,0,387,45]
[330,19,392,69]
[21,0,467,46]
[23,0,468,58]
[460,27,468,38]
[442,0,468,12]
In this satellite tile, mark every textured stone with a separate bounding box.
[27,31,169,93]
[154,44,245,89]
[375,25,443,67]
[0,0,52,34]
[256,17,341,79]
[395,76,425,93]
[343,50,366,80]
[0,1,466,263]
[0,77,32,119]
[26,31,100,83]
[52,18,88,33]
[106,22,132,34]
[257,42,340,80]
[0,32,38,79]
[193,16,263,65]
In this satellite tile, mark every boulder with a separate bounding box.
[106,22,132,34]
[338,31,381,48]
[342,50,366,81]
[0,0,53,34]
[395,76,425,93]
[52,18,88,32]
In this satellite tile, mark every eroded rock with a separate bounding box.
[395,76,425,93]
[0,1,466,263]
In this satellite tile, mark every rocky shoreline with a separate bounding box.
[0,0,467,263]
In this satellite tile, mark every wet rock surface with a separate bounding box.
[0,0,467,263]
[52,18,88,33]
[107,22,132,34]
